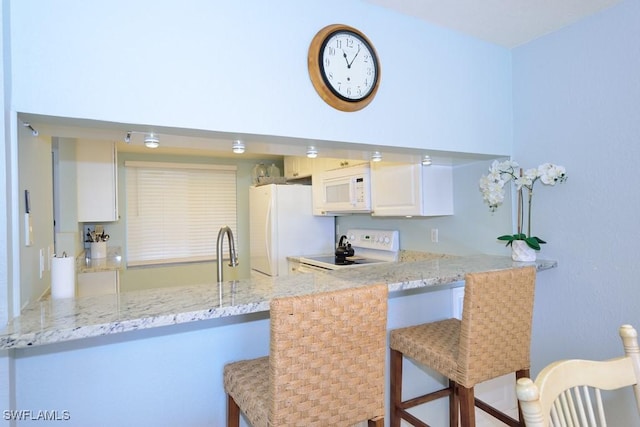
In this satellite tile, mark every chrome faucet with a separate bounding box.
[216,226,239,283]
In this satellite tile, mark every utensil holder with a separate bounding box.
[90,241,107,259]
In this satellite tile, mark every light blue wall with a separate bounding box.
[0,0,14,416]
[337,159,514,256]
[513,1,640,424]
[13,287,453,427]
[9,0,512,156]
[5,0,640,425]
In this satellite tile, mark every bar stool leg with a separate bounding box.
[390,348,403,427]
[227,395,240,427]
[449,380,458,427]
[458,385,476,427]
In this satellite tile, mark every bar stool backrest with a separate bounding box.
[457,266,537,388]
[269,283,388,425]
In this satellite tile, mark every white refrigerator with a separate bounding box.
[250,184,334,277]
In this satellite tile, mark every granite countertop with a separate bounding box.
[77,246,123,273]
[0,254,557,350]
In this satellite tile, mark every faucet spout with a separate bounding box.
[216,226,238,283]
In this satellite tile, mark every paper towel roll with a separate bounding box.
[51,256,76,299]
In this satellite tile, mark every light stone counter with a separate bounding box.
[77,246,122,273]
[0,254,556,350]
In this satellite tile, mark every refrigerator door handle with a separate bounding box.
[265,200,272,268]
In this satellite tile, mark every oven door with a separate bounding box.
[296,262,335,274]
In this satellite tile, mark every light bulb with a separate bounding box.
[232,140,245,154]
[144,133,160,148]
[306,146,318,158]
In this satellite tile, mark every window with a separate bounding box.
[125,161,237,266]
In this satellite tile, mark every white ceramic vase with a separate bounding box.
[511,240,536,262]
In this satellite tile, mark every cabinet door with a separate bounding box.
[77,141,118,222]
[77,270,119,297]
[283,156,319,179]
[320,158,367,171]
[283,157,299,179]
[371,162,422,216]
[371,162,453,217]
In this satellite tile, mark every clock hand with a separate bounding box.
[347,45,361,68]
[342,51,351,68]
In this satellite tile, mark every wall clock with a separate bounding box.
[308,24,381,112]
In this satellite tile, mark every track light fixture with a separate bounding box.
[22,122,39,136]
[306,146,318,158]
[124,130,160,148]
[421,155,432,166]
[371,151,383,162]
[232,140,245,154]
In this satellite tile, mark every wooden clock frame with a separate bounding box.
[308,24,381,112]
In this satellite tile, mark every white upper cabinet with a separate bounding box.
[76,141,119,222]
[371,162,453,217]
[285,156,370,180]
[320,158,368,171]
[284,156,315,180]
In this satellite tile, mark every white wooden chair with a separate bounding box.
[516,324,640,426]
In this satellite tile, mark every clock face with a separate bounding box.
[320,30,378,102]
[308,24,381,112]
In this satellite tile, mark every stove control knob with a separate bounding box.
[384,236,391,244]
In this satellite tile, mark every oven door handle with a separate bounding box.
[297,263,332,274]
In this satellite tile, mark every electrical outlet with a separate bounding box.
[431,228,439,243]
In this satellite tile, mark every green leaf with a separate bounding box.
[525,237,541,250]
[497,235,515,241]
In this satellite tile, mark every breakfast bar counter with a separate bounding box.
[0,254,556,350]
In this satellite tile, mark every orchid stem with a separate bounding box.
[517,169,523,236]
[527,188,533,237]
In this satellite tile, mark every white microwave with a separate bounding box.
[313,163,371,215]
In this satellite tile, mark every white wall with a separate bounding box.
[9,0,512,156]
[513,1,640,424]
[17,125,54,308]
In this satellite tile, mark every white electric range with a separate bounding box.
[297,229,399,272]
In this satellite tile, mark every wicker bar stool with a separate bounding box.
[224,283,388,427]
[389,266,537,427]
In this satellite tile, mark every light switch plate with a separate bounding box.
[39,249,44,279]
[24,213,33,246]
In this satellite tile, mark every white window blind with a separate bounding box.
[125,161,237,267]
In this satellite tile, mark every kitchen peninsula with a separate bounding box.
[2,253,556,426]
[1,253,556,350]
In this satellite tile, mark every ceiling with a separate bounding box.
[20,113,495,166]
[365,0,624,47]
